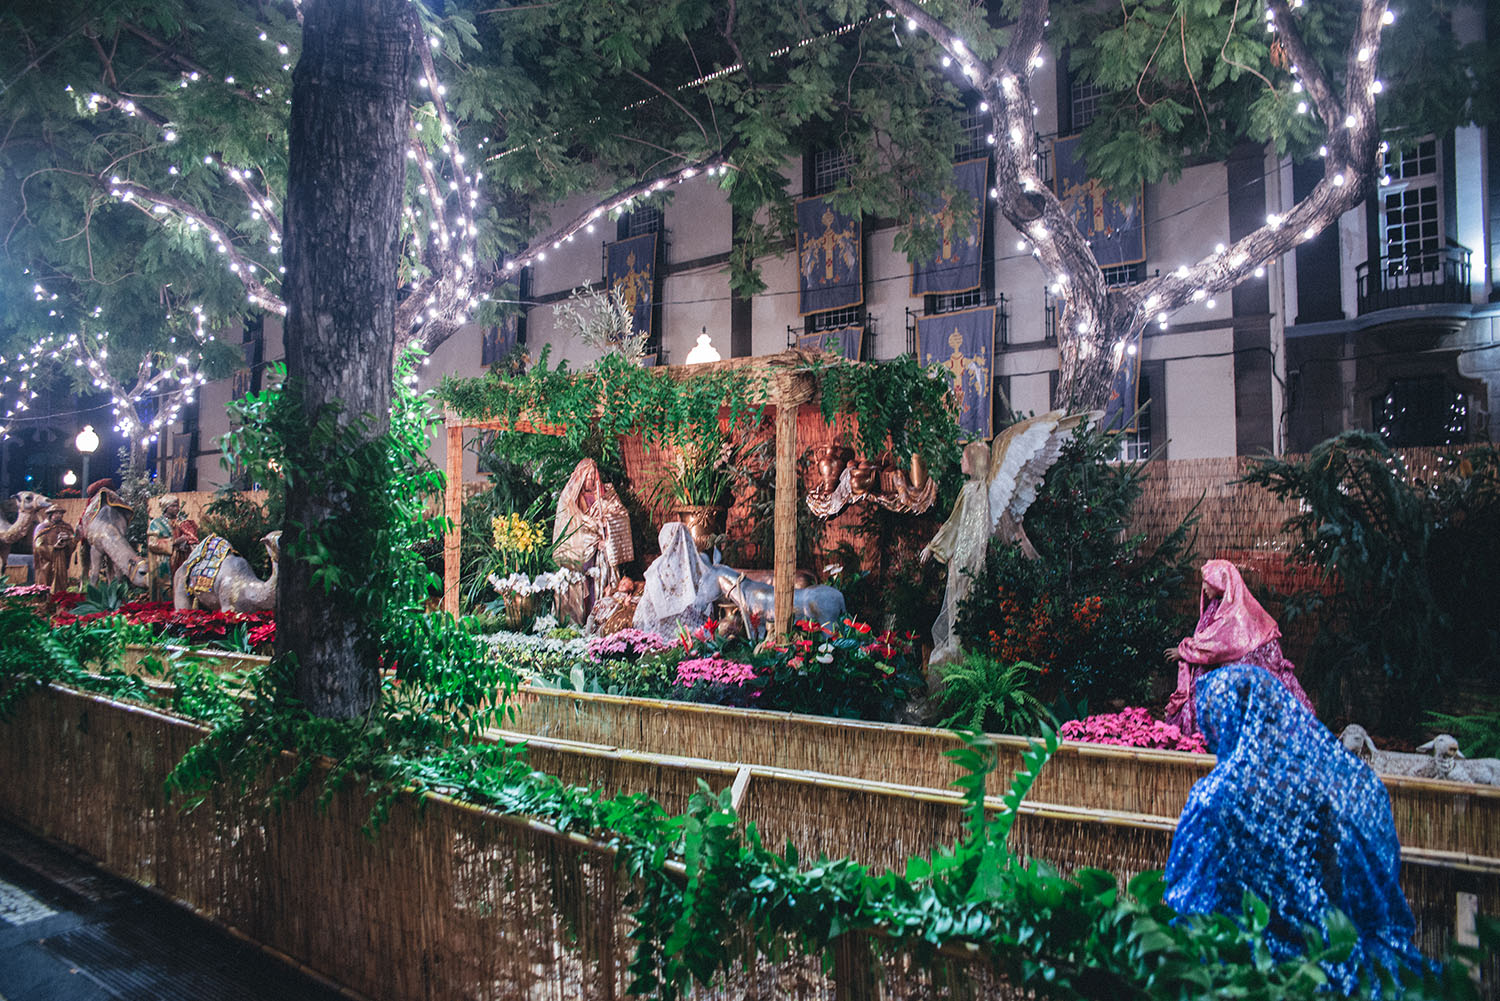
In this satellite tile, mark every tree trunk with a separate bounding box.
[279,0,413,720]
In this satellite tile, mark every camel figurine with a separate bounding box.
[76,483,149,588]
[173,531,281,613]
[1,490,52,568]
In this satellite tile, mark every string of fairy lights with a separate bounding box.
[3,0,1400,445]
[0,19,490,443]
[890,0,1396,374]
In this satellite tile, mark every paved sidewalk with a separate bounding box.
[0,821,353,1001]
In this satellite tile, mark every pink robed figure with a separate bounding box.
[1164,559,1314,735]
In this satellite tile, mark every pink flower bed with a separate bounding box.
[1059,707,1207,754]
[674,655,758,688]
[587,628,675,661]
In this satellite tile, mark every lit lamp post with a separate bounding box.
[75,425,99,489]
[62,470,78,489]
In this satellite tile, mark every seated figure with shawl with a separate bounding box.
[1165,559,1313,735]
[633,522,709,639]
[553,458,633,627]
[1165,664,1428,994]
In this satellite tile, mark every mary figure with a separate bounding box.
[1165,664,1427,994]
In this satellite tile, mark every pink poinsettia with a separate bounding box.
[587,628,675,661]
[1059,706,1207,754]
[674,655,758,688]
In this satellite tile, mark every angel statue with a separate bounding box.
[920,410,1098,671]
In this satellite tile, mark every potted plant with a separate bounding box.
[483,498,558,630]
[652,438,733,551]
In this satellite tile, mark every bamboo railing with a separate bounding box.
[507,687,1500,863]
[7,677,1495,994]
[0,685,1023,1000]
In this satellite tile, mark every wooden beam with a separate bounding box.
[443,415,463,618]
[772,400,798,639]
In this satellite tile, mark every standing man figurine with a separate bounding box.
[146,495,191,601]
[32,505,77,593]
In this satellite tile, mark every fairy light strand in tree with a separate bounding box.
[884,0,1396,408]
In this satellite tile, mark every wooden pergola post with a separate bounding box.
[443,409,464,618]
[770,370,815,641]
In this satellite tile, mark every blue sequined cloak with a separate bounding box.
[1164,664,1426,993]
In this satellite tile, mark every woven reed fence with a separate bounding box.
[1128,446,1473,577]
[503,685,1500,971]
[3,681,1495,994]
[48,489,270,535]
[508,687,1500,860]
[0,684,1024,1000]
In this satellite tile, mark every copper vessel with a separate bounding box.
[809,444,853,494]
[669,505,727,552]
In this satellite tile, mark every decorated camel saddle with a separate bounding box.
[179,535,236,596]
[78,485,133,535]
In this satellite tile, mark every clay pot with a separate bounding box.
[669,505,727,552]
[849,459,882,495]
[810,444,854,494]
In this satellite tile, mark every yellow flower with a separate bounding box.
[493,513,543,555]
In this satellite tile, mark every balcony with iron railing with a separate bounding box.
[1355,243,1471,315]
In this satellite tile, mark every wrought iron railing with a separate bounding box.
[1355,243,1471,315]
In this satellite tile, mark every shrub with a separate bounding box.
[956,421,1196,707]
[1241,433,1500,735]
[748,617,926,720]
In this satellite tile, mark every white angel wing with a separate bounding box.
[987,412,1062,535]
[1007,410,1104,520]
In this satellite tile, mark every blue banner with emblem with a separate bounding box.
[797,195,863,315]
[796,326,863,360]
[911,158,987,295]
[918,307,994,439]
[1052,135,1145,268]
[1101,328,1144,434]
[606,232,657,340]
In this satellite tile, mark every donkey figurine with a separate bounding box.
[706,565,846,641]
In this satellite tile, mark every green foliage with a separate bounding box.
[1051,0,1491,197]
[649,442,733,511]
[957,421,1197,706]
[1241,433,1500,734]
[0,593,157,720]
[814,353,963,477]
[199,489,278,578]
[438,343,764,466]
[213,346,520,740]
[73,579,133,616]
[933,654,1052,736]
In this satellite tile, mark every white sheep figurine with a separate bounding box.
[1338,724,1500,785]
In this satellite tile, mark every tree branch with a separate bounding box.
[104,177,287,316]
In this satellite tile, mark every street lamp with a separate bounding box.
[75,425,99,488]
[62,470,77,488]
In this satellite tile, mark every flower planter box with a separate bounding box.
[120,643,271,677]
[0,685,1012,1000]
[508,687,1499,855]
[18,653,1491,992]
